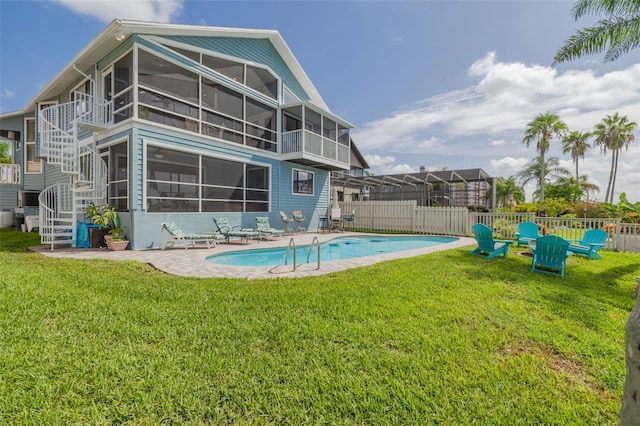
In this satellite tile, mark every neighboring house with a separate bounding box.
[332,167,495,209]
[0,19,356,249]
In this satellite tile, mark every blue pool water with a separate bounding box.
[206,235,458,267]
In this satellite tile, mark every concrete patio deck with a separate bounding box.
[31,232,474,279]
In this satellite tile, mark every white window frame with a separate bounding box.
[292,168,314,196]
[24,118,41,174]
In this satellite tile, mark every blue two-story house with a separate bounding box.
[0,19,355,250]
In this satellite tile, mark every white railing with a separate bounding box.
[281,129,349,166]
[39,92,113,170]
[37,91,111,248]
[0,164,20,184]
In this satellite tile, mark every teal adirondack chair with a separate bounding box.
[515,221,540,246]
[471,223,513,259]
[531,235,570,277]
[567,229,608,259]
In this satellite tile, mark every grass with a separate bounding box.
[1,228,638,424]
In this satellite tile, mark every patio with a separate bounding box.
[30,232,474,279]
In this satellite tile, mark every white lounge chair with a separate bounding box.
[161,222,224,249]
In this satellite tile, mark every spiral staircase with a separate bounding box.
[38,91,113,249]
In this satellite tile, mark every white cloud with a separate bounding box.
[489,157,530,175]
[0,89,15,100]
[53,0,184,23]
[364,154,415,174]
[352,51,640,202]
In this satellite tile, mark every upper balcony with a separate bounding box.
[281,103,353,171]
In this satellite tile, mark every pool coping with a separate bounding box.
[30,232,475,279]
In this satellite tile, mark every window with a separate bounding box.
[24,119,41,174]
[101,141,129,211]
[112,51,134,123]
[293,169,313,195]
[146,145,269,213]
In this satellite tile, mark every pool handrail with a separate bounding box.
[285,237,297,271]
[307,236,320,270]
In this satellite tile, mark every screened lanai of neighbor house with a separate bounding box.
[332,168,496,210]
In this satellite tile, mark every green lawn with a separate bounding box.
[1,228,638,424]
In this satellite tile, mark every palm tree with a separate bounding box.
[554,0,640,63]
[592,112,637,203]
[516,156,572,201]
[522,113,568,201]
[577,174,600,201]
[494,176,525,209]
[562,131,591,181]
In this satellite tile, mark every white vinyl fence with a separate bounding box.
[338,201,640,253]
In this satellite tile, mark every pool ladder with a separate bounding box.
[280,237,321,272]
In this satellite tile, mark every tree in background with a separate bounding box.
[545,177,584,204]
[522,113,568,201]
[577,174,601,201]
[592,112,637,203]
[494,176,525,210]
[554,0,640,63]
[561,130,591,181]
[516,156,571,201]
[0,141,11,164]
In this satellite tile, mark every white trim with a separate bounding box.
[142,138,272,213]
[24,117,42,174]
[292,167,314,197]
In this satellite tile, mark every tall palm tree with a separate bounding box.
[554,0,640,63]
[516,156,572,202]
[522,113,568,201]
[592,112,637,203]
[494,176,525,209]
[562,131,591,181]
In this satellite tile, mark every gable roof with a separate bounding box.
[21,19,330,114]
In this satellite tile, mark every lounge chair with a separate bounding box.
[160,222,224,249]
[213,217,259,244]
[531,235,571,277]
[291,210,306,232]
[255,217,285,240]
[567,229,608,259]
[279,211,295,232]
[471,223,513,259]
[515,221,540,246]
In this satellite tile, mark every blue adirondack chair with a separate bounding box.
[567,229,608,259]
[531,235,571,277]
[515,221,540,246]
[471,223,513,259]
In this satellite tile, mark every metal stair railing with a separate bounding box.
[37,91,112,249]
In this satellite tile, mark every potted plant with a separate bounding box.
[107,226,129,250]
[86,203,117,248]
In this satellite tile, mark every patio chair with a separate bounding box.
[160,222,224,249]
[316,208,330,233]
[471,223,513,259]
[515,221,540,246]
[530,235,571,277]
[291,210,306,232]
[255,217,285,240]
[213,217,259,244]
[279,211,295,232]
[341,209,356,229]
[567,229,608,260]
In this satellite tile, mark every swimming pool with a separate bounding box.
[206,235,458,267]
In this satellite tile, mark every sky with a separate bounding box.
[1,0,639,202]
